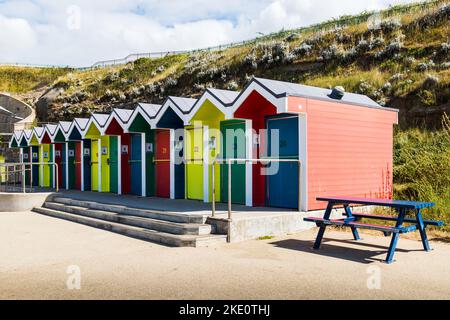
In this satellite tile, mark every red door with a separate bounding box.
[54,144,63,188]
[75,142,82,190]
[121,133,131,194]
[155,130,170,198]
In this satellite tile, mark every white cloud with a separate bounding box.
[0,0,417,66]
[0,14,37,60]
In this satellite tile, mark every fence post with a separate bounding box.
[228,159,232,219]
[22,163,26,193]
[298,160,302,212]
[211,161,215,217]
[55,163,59,192]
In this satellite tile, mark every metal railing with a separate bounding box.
[211,158,302,219]
[0,162,59,193]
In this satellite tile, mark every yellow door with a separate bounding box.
[91,140,99,191]
[208,126,221,202]
[186,127,203,200]
[41,144,51,187]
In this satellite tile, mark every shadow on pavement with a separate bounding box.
[269,238,422,264]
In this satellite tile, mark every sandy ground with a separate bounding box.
[0,211,449,300]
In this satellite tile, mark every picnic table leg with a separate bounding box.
[386,208,406,264]
[415,209,432,252]
[313,203,333,249]
[343,204,360,240]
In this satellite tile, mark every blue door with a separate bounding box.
[174,135,185,199]
[266,114,299,209]
[83,139,91,191]
[31,146,39,187]
[130,134,142,196]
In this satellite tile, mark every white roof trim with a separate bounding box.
[82,114,109,138]
[153,98,190,127]
[23,129,33,145]
[186,90,233,124]
[8,130,22,148]
[102,109,132,135]
[32,127,47,144]
[124,105,156,132]
[44,124,59,142]
[55,121,72,142]
[229,80,287,117]
[66,118,89,140]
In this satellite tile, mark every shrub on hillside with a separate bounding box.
[393,128,450,231]
[380,19,402,33]
[291,43,312,57]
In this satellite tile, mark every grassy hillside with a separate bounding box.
[33,0,447,127]
[1,0,449,229]
[0,66,71,94]
[393,120,450,231]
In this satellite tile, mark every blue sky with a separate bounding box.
[0,0,416,66]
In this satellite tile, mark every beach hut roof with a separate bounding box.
[33,127,45,138]
[58,121,72,134]
[207,88,239,105]
[187,88,239,122]
[45,124,58,136]
[66,118,90,139]
[103,108,134,133]
[114,109,133,124]
[8,130,23,148]
[231,77,397,115]
[125,103,162,130]
[153,96,197,127]
[255,77,383,108]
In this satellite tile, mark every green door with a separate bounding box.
[68,141,76,189]
[110,136,119,193]
[220,120,246,205]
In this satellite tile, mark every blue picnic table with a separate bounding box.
[304,197,444,263]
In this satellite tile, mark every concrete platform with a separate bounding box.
[36,190,367,242]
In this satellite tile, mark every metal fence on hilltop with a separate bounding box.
[0,0,446,71]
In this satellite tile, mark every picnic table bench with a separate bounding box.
[304,197,444,263]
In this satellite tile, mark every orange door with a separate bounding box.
[155,130,170,198]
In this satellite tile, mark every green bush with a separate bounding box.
[393,128,450,230]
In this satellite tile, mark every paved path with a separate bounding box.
[51,190,293,215]
[1,211,449,299]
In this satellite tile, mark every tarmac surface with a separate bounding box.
[1,211,449,300]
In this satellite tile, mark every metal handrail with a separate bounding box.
[0,162,59,193]
[211,158,302,219]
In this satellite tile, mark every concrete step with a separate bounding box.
[51,197,205,224]
[43,201,212,235]
[32,207,227,247]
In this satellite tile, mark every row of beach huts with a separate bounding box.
[8,77,398,211]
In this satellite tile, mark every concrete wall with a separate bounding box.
[207,205,376,242]
[0,192,53,212]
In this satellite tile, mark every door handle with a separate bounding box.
[153,159,170,163]
[128,160,142,164]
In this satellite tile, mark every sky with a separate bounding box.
[0,0,417,67]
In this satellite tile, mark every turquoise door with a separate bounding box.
[31,146,39,187]
[130,134,142,196]
[266,114,299,209]
[110,136,119,193]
